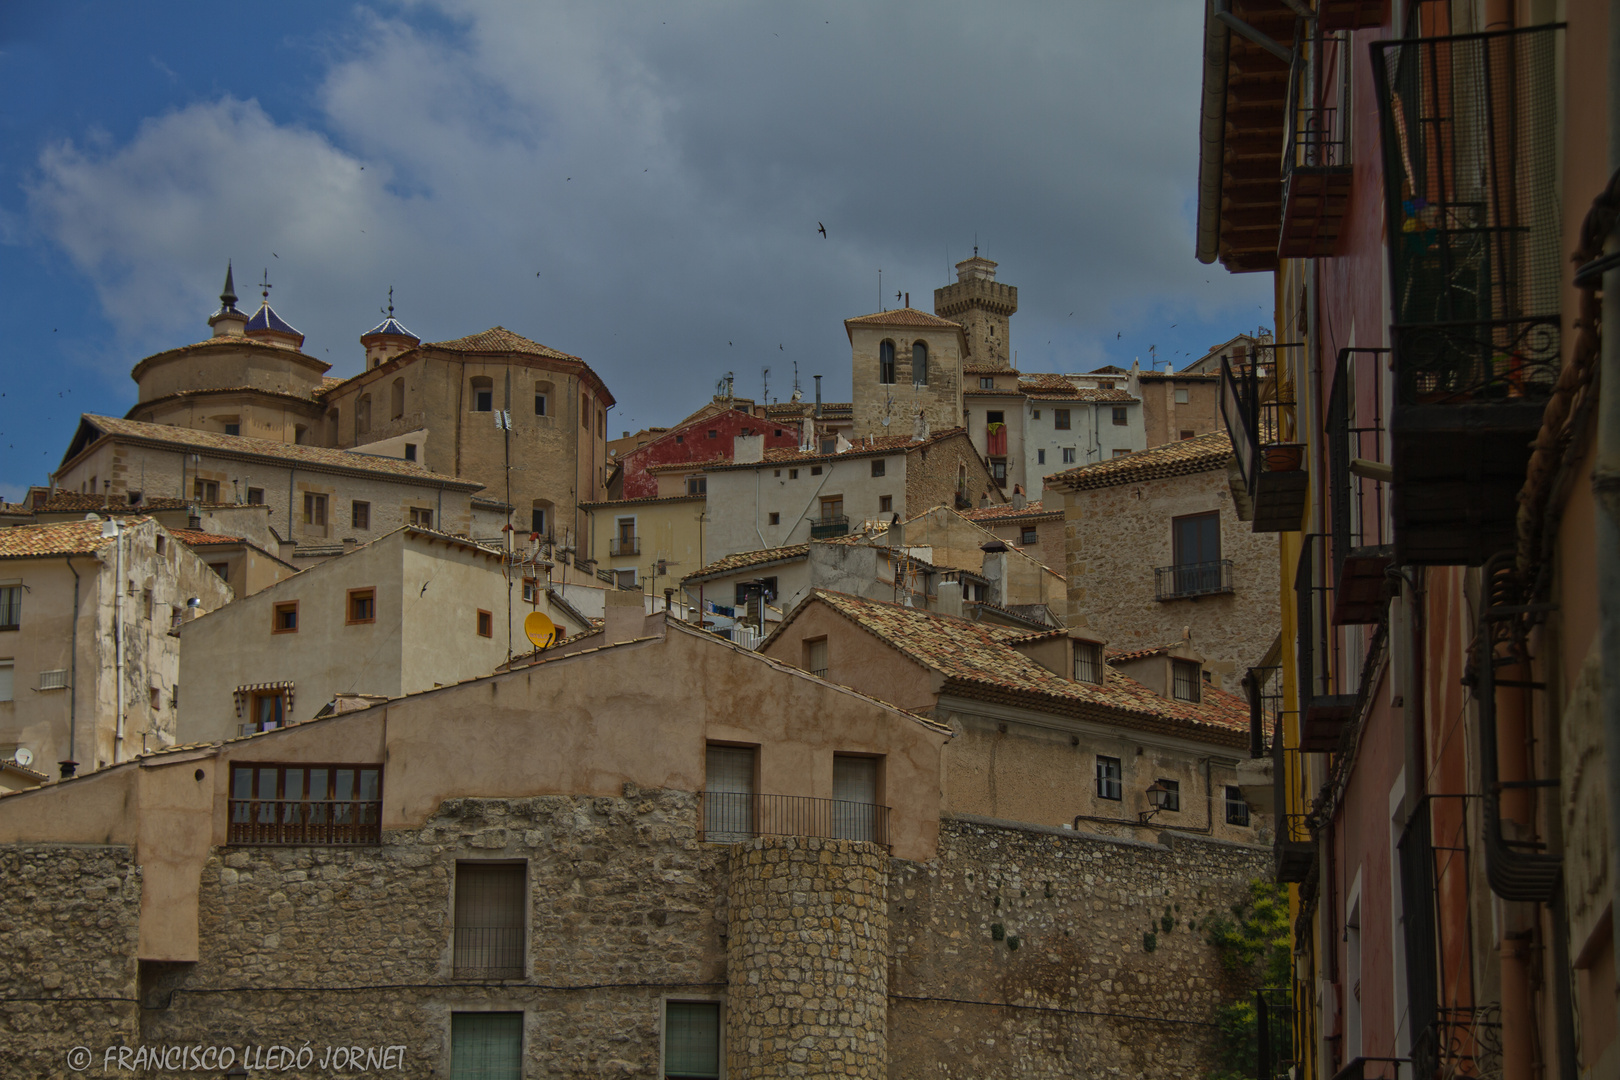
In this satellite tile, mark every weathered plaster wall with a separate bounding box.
[619,410,798,499]
[850,326,964,439]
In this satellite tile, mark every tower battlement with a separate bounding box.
[934,257,1017,369]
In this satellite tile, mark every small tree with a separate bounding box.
[1205,879,1292,1080]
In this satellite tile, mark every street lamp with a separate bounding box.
[1140,780,1173,823]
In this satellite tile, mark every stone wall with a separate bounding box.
[726,836,889,1077]
[904,434,1000,520]
[1,846,142,1076]
[888,815,1272,1079]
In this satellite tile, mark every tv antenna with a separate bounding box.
[762,367,770,403]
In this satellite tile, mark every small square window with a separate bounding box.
[871,459,886,478]
[1113,448,1132,458]
[768,512,781,526]
[208,562,229,580]
[224,423,240,437]
[410,508,433,528]
[347,588,376,625]
[879,495,893,514]
[352,501,370,529]
[1054,409,1071,430]
[789,469,799,480]
[1020,526,1038,545]
[475,389,494,412]
[811,465,823,476]
[246,487,265,505]
[1112,406,1128,425]
[272,602,298,634]
[676,434,685,444]
[1096,756,1122,800]
[477,610,493,638]
[1031,409,1041,420]
[1156,779,1181,812]
[687,476,707,496]
[707,430,718,439]
[980,377,994,389]
[1226,786,1251,826]
[1062,448,1076,464]
[1175,388,1190,405]
[404,443,418,462]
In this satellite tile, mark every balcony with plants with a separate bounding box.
[1221,343,1308,532]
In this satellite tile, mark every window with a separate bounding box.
[707,429,717,439]
[195,479,220,502]
[347,588,376,625]
[582,397,590,428]
[789,469,799,480]
[1037,449,1045,465]
[224,423,241,437]
[471,377,494,412]
[0,660,12,702]
[477,610,493,638]
[1175,388,1190,404]
[1020,526,1038,545]
[986,410,1005,425]
[820,437,837,454]
[912,341,928,385]
[614,569,636,589]
[454,862,526,978]
[128,490,143,505]
[1172,660,1201,702]
[1157,779,1181,812]
[810,465,822,476]
[1225,786,1251,826]
[980,377,995,389]
[1171,511,1222,596]
[1096,756,1122,800]
[150,686,163,711]
[734,577,777,605]
[404,443,418,462]
[1113,449,1132,458]
[704,743,756,842]
[1180,430,1195,440]
[272,601,298,634]
[1112,406,1128,425]
[991,459,1007,482]
[352,501,370,529]
[1062,448,1076,464]
[246,487,265,505]
[391,378,405,420]
[409,507,433,528]
[356,395,372,436]
[820,495,843,521]
[664,1001,721,1080]
[1073,641,1102,684]
[531,505,548,536]
[303,493,328,531]
[228,763,382,845]
[0,585,20,630]
[832,754,880,842]
[879,340,896,384]
[1097,380,1116,390]
[676,434,685,444]
[687,476,706,496]
[534,392,547,416]
[804,637,829,678]
[1054,409,1071,430]
[1032,409,1041,419]
[768,512,780,526]
[450,1013,522,1080]
[871,459,885,478]
[879,495,893,514]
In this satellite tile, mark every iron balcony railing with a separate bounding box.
[227,798,383,846]
[610,536,639,556]
[1154,559,1234,601]
[809,516,850,539]
[1326,348,1395,623]
[698,791,891,849]
[452,926,525,980]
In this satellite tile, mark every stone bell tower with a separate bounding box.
[933,255,1017,370]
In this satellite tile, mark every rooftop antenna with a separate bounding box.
[791,361,801,401]
[878,268,883,312]
[762,366,770,403]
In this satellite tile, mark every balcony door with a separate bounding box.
[1172,512,1221,595]
[704,744,756,843]
[832,755,878,843]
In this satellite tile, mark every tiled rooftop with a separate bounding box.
[706,428,969,471]
[169,529,248,547]
[960,502,1060,522]
[0,519,121,559]
[1044,431,1232,492]
[797,590,1248,742]
[685,544,811,582]
[69,415,483,489]
[425,326,580,361]
[843,308,962,330]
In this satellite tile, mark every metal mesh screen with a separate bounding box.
[449,1012,522,1080]
[454,863,526,979]
[1374,25,1562,403]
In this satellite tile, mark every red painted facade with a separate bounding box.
[616,408,801,498]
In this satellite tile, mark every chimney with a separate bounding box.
[937,579,963,618]
[604,588,644,642]
[814,375,823,420]
[980,539,1009,607]
[912,408,929,443]
[1011,485,1027,510]
[733,433,764,464]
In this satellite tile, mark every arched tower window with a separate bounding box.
[879,340,896,385]
[912,341,929,386]
[391,378,405,420]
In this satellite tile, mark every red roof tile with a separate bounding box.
[684,544,810,582]
[843,308,962,330]
[425,326,582,361]
[960,502,1060,522]
[1045,431,1231,491]
[0,520,120,559]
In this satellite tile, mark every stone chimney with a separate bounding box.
[1011,485,1027,510]
[603,588,644,642]
[937,579,964,618]
[734,433,764,464]
[980,540,1009,607]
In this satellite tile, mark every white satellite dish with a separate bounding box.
[13,747,33,767]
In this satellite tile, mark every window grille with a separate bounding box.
[664,1002,721,1079]
[450,1012,522,1080]
[454,863,526,978]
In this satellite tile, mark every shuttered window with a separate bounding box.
[704,744,755,842]
[664,1001,721,1078]
[832,755,879,842]
[454,863,526,978]
[0,661,12,703]
[450,1012,522,1080]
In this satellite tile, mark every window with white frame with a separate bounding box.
[1096,756,1122,800]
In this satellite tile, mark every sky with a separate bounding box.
[0,1,1270,501]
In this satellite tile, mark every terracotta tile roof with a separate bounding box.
[963,364,1020,375]
[960,502,1060,522]
[843,307,962,330]
[169,529,248,547]
[684,544,810,582]
[0,519,120,559]
[579,494,706,510]
[314,377,346,396]
[36,492,197,514]
[794,590,1248,744]
[764,401,852,418]
[425,326,581,362]
[646,458,723,474]
[706,428,971,471]
[1108,644,1170,662]
[68,415,483,490]
[1044,431,1232,491]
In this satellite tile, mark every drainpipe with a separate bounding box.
[61,555,80,778]
[1600,0,1620,1044]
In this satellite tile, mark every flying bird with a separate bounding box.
[818,222,826,238]
[420,582,430,597]
[272,252,279,258]
[1116,332,1121,339]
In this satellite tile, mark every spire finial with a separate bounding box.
[387,286,394,317]
[220,261,238,312]
[259,269,272,304]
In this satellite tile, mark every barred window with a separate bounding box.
[1226,786,1251,826]
[1073,642,1102,684]
[1172,660,1201,703]
[454,863,526,978]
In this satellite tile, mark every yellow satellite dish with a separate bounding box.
[523,611,558,650]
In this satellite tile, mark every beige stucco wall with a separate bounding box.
[703,453,909,561]
[585,496,707,589]
[901,506,1062,610]
[1061,466,1278,694]
[132,341,328,404]
[760,603,943,715]
[132,389,323,445]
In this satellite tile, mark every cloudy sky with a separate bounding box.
[0,1,1269,498]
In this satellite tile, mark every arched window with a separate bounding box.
[391,378,405,420]
[912,341,929,386]
[356,395,372,437]
[879,340,896,384]
[470,376,494,412]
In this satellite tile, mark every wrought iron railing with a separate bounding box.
[610,536,639,556]
[1154,559,1233,601]
[1374,25,1564,406]
[809,516,850,539]
[453,926,525,980]
[698,791,890,849]
[227,798,383,846]
[1326,349,1392,570]
[1220,346,1304,497]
